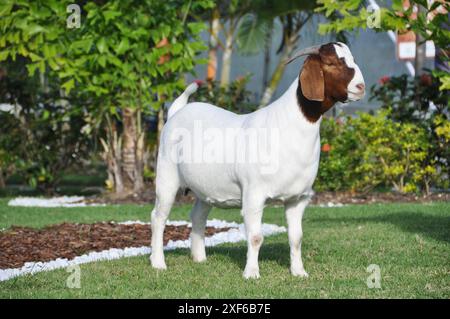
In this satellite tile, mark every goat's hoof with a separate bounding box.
[150,256,167,270]
[192,255,207,263]
[243,267,260,279]
[291,267,309,278]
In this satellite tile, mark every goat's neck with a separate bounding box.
[267,78,334,129]
[296,82,336,123]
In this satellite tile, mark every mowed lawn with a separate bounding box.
[0,198,449,298]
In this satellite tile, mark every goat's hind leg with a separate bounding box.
[150,175,179,270]
[190,198,212,262]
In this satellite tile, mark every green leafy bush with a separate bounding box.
[0,59,92,193]
[315,117,363,192]
[195,75,257,113]
[316,110,442,194]
[371,72,449,191]
[352,110,431,194]
[370,71,448,122]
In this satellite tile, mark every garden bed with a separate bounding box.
[84,189,450,206]
[0,218,286,282]
[0,222,230,269]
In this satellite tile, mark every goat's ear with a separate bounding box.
[300,56,324,101]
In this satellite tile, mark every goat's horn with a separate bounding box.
[285,45,321,65]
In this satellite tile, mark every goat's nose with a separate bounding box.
[356,83,365,91]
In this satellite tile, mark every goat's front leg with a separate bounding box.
[190,199,212,262]
[285,197,310,277]
[242,192,265,279]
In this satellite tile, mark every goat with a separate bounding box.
[150,42,365,279]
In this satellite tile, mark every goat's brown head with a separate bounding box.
[287,42,365,122]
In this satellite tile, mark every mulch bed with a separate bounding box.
[309,191,450,205]
[87,187,450,206]
[0,222,231,269]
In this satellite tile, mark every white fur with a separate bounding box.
[167,82,199,119]
[334,42,365,101]
[151,46,364,278]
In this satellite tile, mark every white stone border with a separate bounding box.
[7,196,105,207]
[7,196,346,208]
[0,219,286,282]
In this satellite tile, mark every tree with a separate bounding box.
[206,7,221,82]
[316,0,449,194]
[214,0,252,88]
[234,1,318,106]
[0,57,92,193]
[259,12,314,106]
[316,0,450,91]
[0,0,213,195]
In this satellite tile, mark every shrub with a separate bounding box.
[0,104,92,193]
[371,71,449,191]
[352,110,431,194]
[195,75,256,113]
[0,59,92,193]
[316,110,436,194]
[370,71,448,123]
[315,117,363,192]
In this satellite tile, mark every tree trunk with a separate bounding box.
[414,5,426,108]
[156,106,165,151]
[133,109,145,193]
[424,179,431,196]
[207,8,220,82]
[101,121,124,194]
[122,107,138,194]
[262,22,273,94]
[414,6,426,77]
[220,29,234,87]
[259,43,292,107]
[0,167,5,189]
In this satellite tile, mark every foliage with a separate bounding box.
[0,0,213,193]
[0,56,92,192]
[195,75,257,113]
[316,0,450,90]
[433,115,450,189]
[234,1,318,55]
[370,71,448,122]
[236,13,270,55]
[0,0,213,112]
[371,71,449,191]
[317,111,440,194]
[352,110,431,193]
[316,0,449,194]
[0,96,91,193]
[315,117,363,191]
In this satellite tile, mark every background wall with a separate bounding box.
[190,18,434,114]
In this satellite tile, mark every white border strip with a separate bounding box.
[0,219,286,282]
[8,196,105,207]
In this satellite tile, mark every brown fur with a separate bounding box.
[297,43,355,123]
[300,55,324,101]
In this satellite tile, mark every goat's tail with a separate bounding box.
[167,82,199,119]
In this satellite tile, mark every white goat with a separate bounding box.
[150,42,365,279]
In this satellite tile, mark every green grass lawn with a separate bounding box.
[0,198,449,298]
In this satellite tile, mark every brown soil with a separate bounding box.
[86,187,450,206]
[0,222,231,269]
[309,191,450,205]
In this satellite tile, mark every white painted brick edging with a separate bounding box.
[0,219,286,282]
